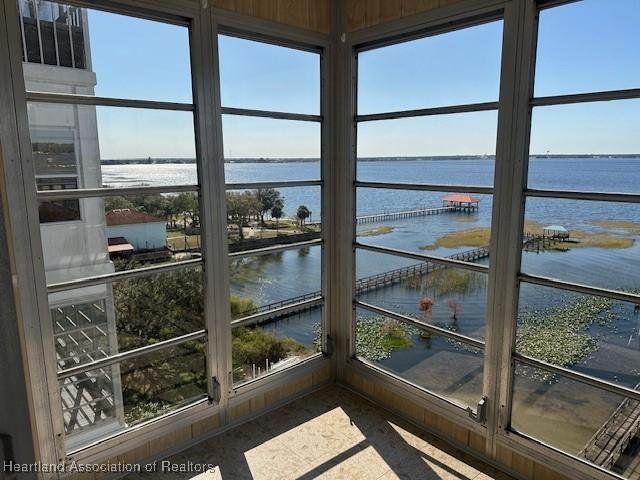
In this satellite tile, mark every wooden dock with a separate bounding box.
[579,384,640,472]
[357,206,457,224]
[234,234,559,320]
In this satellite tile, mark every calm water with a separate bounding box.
[103,158,640,454]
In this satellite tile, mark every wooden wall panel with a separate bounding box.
[67,364,331,480]
[343,367,574,480]
[346,0,465,31]
[212,0,330,33]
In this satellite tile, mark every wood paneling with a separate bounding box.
[343,367,574,480]
[67,365,331,480]
[212,0,330,33]
[346,0,464,31]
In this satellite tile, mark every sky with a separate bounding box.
[85,0,640,159]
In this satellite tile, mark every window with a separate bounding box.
[353,20,503,411]
[20,1,204,450]
[219,34,324,386]
[505,1,640,477]
[32,128,80,223]
[18,0,85,68]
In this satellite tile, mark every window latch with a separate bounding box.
[325,335,335,356]
[467,396,487,424]
[208,376,221,405]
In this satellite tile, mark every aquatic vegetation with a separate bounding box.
[590,220,640,234]
[356,316,417,360]
[419,227,490,250]
[570,231,634,249]
[418,268,486,297]
[516,296,615,377]
[358,226,394,237]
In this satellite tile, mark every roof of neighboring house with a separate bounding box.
[105,209,165,226]
[442,194,480,203]
[107,236,134,253]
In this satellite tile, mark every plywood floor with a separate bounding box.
[125,385,514,480]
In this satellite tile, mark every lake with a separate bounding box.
[103,157,640,458]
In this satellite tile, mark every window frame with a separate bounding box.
[349,2,503,437]
[346,1,640,480]
[214,19,330,395]
[2,0,334,467]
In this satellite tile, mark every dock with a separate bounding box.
[234,233,561,320]
[357,206,456,224]
[579,384,640,473]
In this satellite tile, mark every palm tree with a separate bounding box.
[271,199,284,234]
[296,205,311,228]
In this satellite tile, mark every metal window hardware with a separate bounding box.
[467,396,488,424]
[325,335,335,356]
[209,376,221,405]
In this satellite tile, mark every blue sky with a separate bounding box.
[86,0,640,159]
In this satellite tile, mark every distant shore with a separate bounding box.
[101,154,640,165]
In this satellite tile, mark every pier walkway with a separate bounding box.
[357,206,456,224]
[580,384,640,473]
[234,233,557,320]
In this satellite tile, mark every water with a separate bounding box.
[103,157,640,457]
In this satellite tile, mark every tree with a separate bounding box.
[256,188,283,226]
[447,299,461,321]
[104,196,134,212]
[173,192,200,232]
[271,198,284,233]
[296,205,311,227]
[226,191,261,240]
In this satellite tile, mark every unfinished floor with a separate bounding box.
[125,385,514,480]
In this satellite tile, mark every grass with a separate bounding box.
[419,227,490,250]
[167,234,200,250]
[418,219,634,252]
[419,268,486,296]
[358,226,394,237]
[570,231,635,249]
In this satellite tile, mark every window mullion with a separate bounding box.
[191,12,231,409]
[483,0,538,459]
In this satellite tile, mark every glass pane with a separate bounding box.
[20,0,41,63]
[535,0,640,97]
[511,363,639,477]
[27,104,197,190]
[232,306,322,385]
[521,197,640,293]
[39,191,200,283]
[230,245,321,318]
[52,267,204,370]
[357,20,503,114]
[516,283,640,389]
[356,251,488,341]
[219,34,320,114]
[222,115,320,181]
[355,308,483,409]
[529,101,640,193]
[357,111,498,186]
[21,1,192,101]
[60,343,206,447]
[226,186,321,252]
[356,188,492,263]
